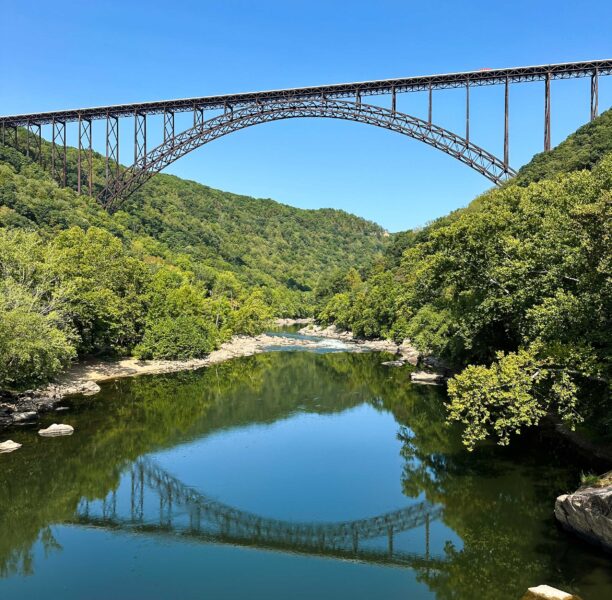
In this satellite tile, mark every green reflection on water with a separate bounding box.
[0,350,610,599]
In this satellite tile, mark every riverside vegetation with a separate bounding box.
[315,109,612,451]
[0,135,385,390]
[1,110,611,456]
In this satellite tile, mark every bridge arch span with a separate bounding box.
[101,99,515,211]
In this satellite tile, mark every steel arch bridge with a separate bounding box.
[101,99,514,211]
[1,59,610,210]
[69,458,443,568]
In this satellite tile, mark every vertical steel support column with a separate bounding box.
[77,116,83,194]
[355,89,361,108]
[37,124,42,166]
[134,112,147,166]
[78,116,93,196]
[52,119,66,186]
[193,106,204,128]
[544,72,551,151]
[428,82,432,124]
[163,110,174,144]
[105,114,120,187]
[26,122,31,158]
[14,126,18,149]
[1,123,4,145]
[387,526,393,556]
[465,81,470,143]
[504,76,510,168]
[391,86,396,113]
[591,68,599,121]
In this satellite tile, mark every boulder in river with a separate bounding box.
[381,360,405,367]
[555,472,612,552]
[12,411,38,423]
[398,340,419,366]
[520,584,582,599]
[410,371,445,385]
[38,423,74,437]
[0,440,22,453]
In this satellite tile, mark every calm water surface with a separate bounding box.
[1,339,611,599]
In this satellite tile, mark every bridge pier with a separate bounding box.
[51,118,66,187]
[134,112,147,167]
[105,115,120,188]
[163,110,175,144]
[193,106,205,127]
[78,116,93,196]
[591,68,599,120]
[26,121,42,165]
[465,81,470,143]
[504,77,510,168]
[387,525,393,556]
[544,72,551,151]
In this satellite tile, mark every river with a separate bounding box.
[1,331,611,599]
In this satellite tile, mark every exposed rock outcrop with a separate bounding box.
[398,340,419,366]
[0,440,22,453]
[410,371,446,385]
[520,584,582,600]
[38,423,75,437]
[555,472,612,552]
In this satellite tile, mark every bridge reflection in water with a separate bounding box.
[69,458,444,569]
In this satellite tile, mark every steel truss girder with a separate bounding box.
[100,99,516,210]
[3,59,610,127]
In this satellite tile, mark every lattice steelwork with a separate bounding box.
[51,119,67,186]
[26,122,42,164]
[134,112,147,166]
[163,110,174,144]
[78,116,93,196]
[0,59,610,210]
[100,99,516,210]
[193,106,205,127]
[105,115,120,186]
[70,458,443,568]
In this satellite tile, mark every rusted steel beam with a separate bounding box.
[3,59,610,127]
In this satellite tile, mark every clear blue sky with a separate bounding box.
[2,0,611,231]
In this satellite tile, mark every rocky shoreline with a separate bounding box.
[555,471,612,554]
[0,326,429,432]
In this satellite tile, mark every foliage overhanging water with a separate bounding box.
[1,342,611,599]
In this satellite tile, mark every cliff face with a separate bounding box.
[555,472,612,552]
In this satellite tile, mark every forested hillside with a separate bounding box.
[316,109,612,450]
[0,134,386,389]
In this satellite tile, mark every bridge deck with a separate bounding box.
[2,59,610,127]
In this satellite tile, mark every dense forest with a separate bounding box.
[0,135,386,389]
[315,109,612,449]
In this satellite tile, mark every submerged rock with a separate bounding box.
[555,473,612,552]
[410,371,445,385]
[381,360,405,367]
[12,411,38,423]
[520,584,582,599]
[38,423,74,437]
[0,440,22,453]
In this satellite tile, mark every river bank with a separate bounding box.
[0,328,409,431]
